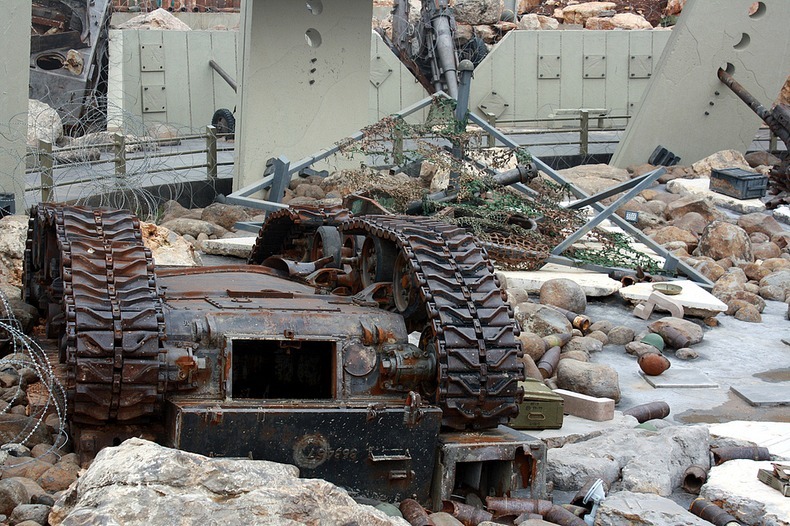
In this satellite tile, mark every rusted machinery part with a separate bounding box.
[24,204,165,424]
[441,500,493,525]
[711,446,771,465]
[247,205,352,265]
[544,505,588,526]
[622,401,671,423]
[486,497,553,518]
[399,498,435,526]
[689,498,741,526]
[682,465,708,495]
[340,215,524,430]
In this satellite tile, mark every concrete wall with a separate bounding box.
[234,0,374,190]
[612,0,790,167]
[468,29,672,124]
[0,1,31,213]
[111,11,240,29]
[107,29,238,132]
[369,32,429,124]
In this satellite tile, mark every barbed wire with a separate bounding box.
[0,290,68,462]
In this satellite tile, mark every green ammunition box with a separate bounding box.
[510,378,564,430]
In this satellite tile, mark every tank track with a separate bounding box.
[24,205,165,425]
[247,205,352,264]
[253,208,524,429]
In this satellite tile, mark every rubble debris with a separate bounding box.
[49,438,408,526]
[116,8,193,30]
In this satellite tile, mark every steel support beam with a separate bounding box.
[466,111,713,288]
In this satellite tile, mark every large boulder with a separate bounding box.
[650,226,698,248]
[696,221,753,264]
[556,359,620,402]
[691,150,750,176]
[673,212,709,235]
[140,222,202,267]
[539,278,587,313]
[116,8,193,30]
[547,425,710,495]
[518,13,559,30]
[666,196,721,223]
[562,2,616,25]
[596,491,710,525]
[159,218,228,239]
[513,303,572,337]
[452,0,504,25]
[27,99,62,148]
[737,213,785,238]
[554,164,629,196]
[759,270,790,299]
[200,203,251,231]
[586,13,652,30]
[49,438,408,526]
[649,317,704,347]
[0,479,28,516]
[0,217,28,289]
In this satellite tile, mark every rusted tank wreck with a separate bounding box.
[23,203,546,505]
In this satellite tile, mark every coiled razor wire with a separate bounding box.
[0,290,69,466]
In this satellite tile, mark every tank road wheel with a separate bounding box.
[392,250,426,330]
[359,235,397,289]
[310,226,343,268]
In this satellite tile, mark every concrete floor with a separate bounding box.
[584,295,790,425]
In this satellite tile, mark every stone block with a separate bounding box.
[553,389,614,421]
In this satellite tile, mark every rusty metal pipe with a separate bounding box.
[658,326,690,349]
[711,446,771,465]
[514,513,544,523]
[622,401,671,423]
[561,504,590,517]
[400,499,434,526]
[209,59,238,93]
[486,497,553,518]
[543,333,572,350]
[544,505,588,526]
[548,305,592,333]
[689,498,740,526]
[522,354,544,381]
[682,465,708,494]
[441,500,493,525]
[537,346,561,379]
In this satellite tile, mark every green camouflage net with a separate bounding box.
[334,98,662,274]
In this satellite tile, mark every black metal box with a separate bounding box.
[165,399,442,502]
[710,168,768,200]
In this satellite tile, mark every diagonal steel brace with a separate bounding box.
[466,111,713,289]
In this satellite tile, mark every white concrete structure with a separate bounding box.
[0,1,31,213]
[235,0,373,191]
[612,0,790,167]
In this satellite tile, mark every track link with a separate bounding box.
[24,205,165,424]
[342,216,524,429]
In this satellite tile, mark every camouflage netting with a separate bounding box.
[329,98,661,273]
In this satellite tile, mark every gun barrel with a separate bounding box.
[717,68,771,121]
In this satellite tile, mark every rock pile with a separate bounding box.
[376,0,673,51]
[609,152,790,323]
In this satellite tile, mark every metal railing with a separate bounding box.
[481,111,631,155]
[28,125,234,203]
